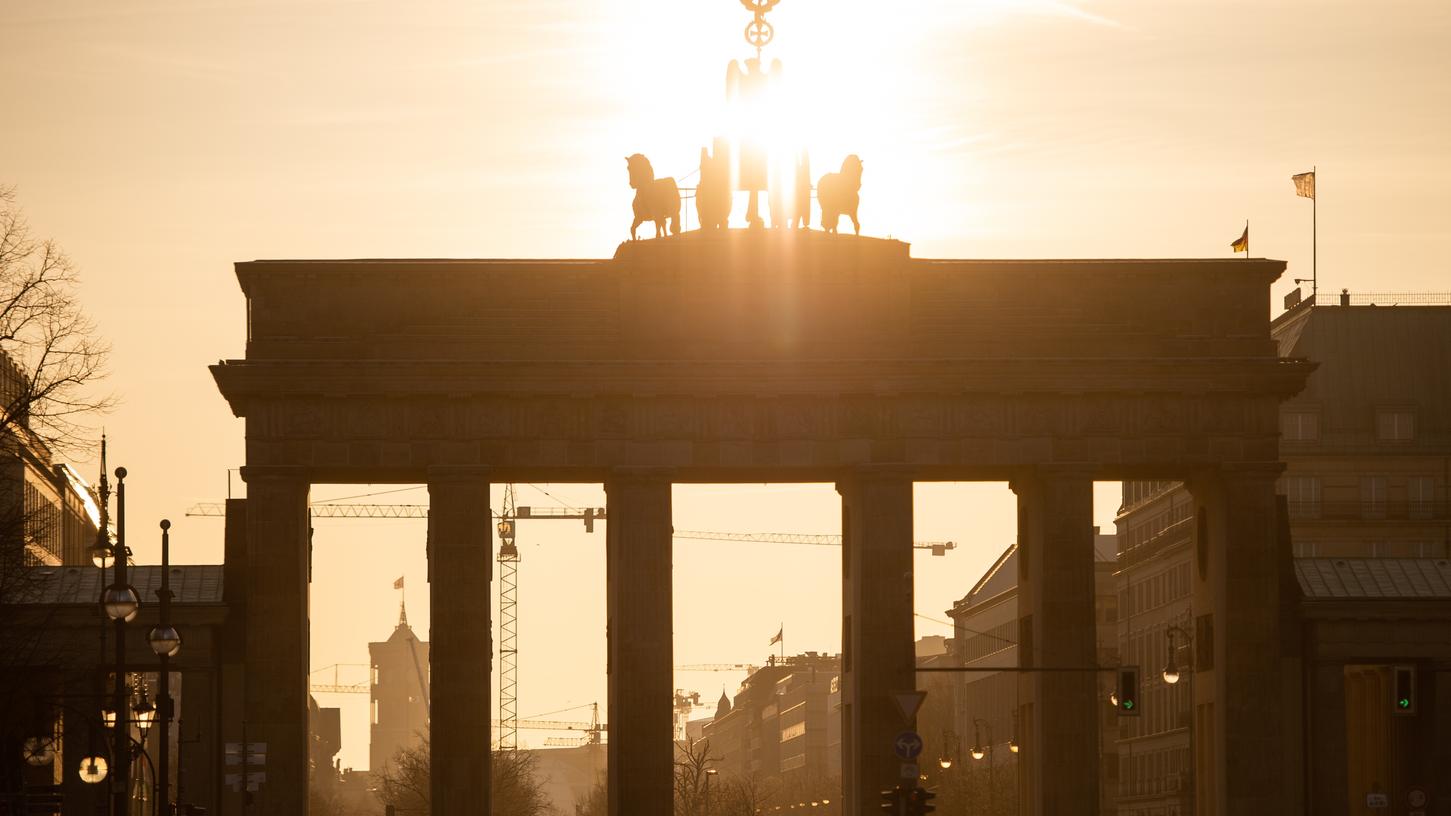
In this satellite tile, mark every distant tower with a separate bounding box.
[714,689,732,721]
[368,598,431,775]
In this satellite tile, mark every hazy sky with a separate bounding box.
[4,0,1449,769]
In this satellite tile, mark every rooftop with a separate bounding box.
[1295,558,1451,600]
[11,565,225,606]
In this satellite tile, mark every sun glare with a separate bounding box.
[591,1,1013,238]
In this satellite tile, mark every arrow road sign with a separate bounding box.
[894,731,924,760]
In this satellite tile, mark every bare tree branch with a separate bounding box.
[0,185,113,455]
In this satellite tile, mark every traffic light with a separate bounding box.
[880,785,905,812]
[907,786,937,815]
[1392,665,1417,715]
[1116,666,1141,716]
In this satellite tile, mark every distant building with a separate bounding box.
[1115,297,1451,814]
[0,351,100,567]
[369,601,430,775]
[700,652,840,797]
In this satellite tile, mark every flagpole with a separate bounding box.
[1312,166,1317,300]
[1245,219,1249,261]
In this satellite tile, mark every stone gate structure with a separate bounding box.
[211,230,1311,815]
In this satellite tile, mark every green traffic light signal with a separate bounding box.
[1117,667,1140,716]
[1392,665,1417,716]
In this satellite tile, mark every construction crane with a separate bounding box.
[674,530,956,555]
[188,494,953,751]
[188,491,607,753]
[676,663,759,672]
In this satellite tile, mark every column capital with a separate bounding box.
[426,465,492,484]
[1185,461,1284,496]
[834,464,916,493]
[1007,465,1096,496]
[238,465,310,485]
[604,467,675,487]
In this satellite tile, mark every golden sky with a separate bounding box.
[3,0,1449,769]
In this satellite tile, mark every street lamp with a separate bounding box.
[149,519,180,816]
[938,729,958,769]
[79,756,110,784]
[108,464,133,816]
[704,767,719,815]
[972,718,996,814]
[91,539,115,569]
[1162,624,1192,685]
[22,736,55,766]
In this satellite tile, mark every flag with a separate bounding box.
[1292,171,1315,199]
[394,576,405,590]
[769,625,783,646]
[1231,224,1249,253]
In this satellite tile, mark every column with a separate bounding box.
[1306,662,1348,816]
[1012,469,1098,816]
[177,669,220,815]
[239,468,310,816]
[427,473,493,816]
[1189,466,1285,815]
[60,671,106,816]
[837,470,914,815]
[604,472,674,816]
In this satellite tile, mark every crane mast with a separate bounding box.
[496,484,520,751]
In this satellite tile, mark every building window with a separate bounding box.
[1292,540,1317,557]
[1360,476,1388,519]
[1281,410,1320,442]
[371,700,379,725]
[1409,476,1436,519]
[1285,476,1321,519]
[1376,408,1415,441]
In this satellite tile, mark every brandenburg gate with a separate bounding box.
[211,231,1310,815]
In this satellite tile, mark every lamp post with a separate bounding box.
[149,519,181,816]
[938,729,958,770]
[103,465,136,816]
[972,718,994,816]
[1161,623,1195,808]
[703,767,718,816]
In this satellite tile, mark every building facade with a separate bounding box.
[1114,297,1451,816]
[699,652,840,804]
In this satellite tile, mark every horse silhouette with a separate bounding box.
[696,139,732,230]
[818,155,863,235]
[626,154,681,240]
[770,150,812,230]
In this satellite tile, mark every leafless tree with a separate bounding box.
[717,772,779,816]
[0,184,112,453]
[574,771,607,816]
[374,736,559,815]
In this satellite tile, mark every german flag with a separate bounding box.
[1231,224,1249,254]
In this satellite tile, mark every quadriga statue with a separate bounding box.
[626,154,681,240]
[818,154,862,235]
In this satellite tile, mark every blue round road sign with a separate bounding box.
[893,731,924,760]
